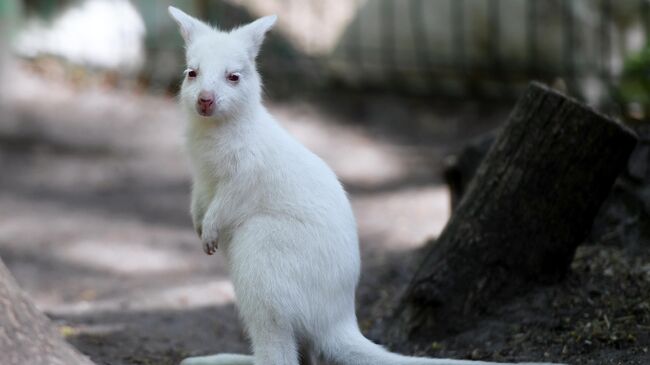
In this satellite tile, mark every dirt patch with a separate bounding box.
[356,244,650,365]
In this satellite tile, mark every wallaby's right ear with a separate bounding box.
[168,6,211,44]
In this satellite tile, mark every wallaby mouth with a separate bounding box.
[197,103,215,117]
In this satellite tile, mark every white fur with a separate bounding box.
[168,6,563,365]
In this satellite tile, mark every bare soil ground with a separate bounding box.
[1,66,648,365]
[363,243,650,365]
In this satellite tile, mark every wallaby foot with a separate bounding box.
[179,354,253,365]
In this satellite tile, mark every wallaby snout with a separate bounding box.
[196,90,215,116]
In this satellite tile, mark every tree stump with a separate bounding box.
[391,82,638,341]
[443,132,497,210]
[445,123,650,250]
[0,258,95,365]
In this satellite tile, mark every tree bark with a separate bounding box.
[443,132,496,210]
[391,82,638,341]
[0,258,95,365]
[445,124,650,250]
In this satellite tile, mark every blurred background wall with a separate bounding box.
[2,0,650,119]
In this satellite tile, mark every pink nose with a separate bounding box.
[198,91,214,106]
[196,90,215,116]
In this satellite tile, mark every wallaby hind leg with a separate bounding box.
[179,354,254,365]
[178,331,310,365]
[249,323,300,365]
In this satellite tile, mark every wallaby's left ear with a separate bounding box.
[234,15,277,60]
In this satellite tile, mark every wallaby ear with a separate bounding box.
[168,6,211,44]
[234,15,277,60]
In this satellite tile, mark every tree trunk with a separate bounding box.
[391,82,638,341]
[0,258,95,365]
[445,124,650,250]
[443,132,497,210]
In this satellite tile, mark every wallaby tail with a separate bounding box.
[317,322,564,365]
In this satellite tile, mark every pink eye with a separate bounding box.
[187,69,197,79]
[227,72,240,83]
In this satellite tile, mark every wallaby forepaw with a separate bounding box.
[201,230,218,255]
[203,240,218,255]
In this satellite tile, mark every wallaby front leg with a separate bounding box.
[190,181,211,239]
[201,200,220,255]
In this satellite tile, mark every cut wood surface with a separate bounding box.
[392,82,638,341]
[0,258,95,365]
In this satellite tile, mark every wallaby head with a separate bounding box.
[168,6,276,120]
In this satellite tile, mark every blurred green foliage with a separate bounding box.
[619,44,650,120]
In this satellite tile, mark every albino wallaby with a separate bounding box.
[168,6,563,365]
